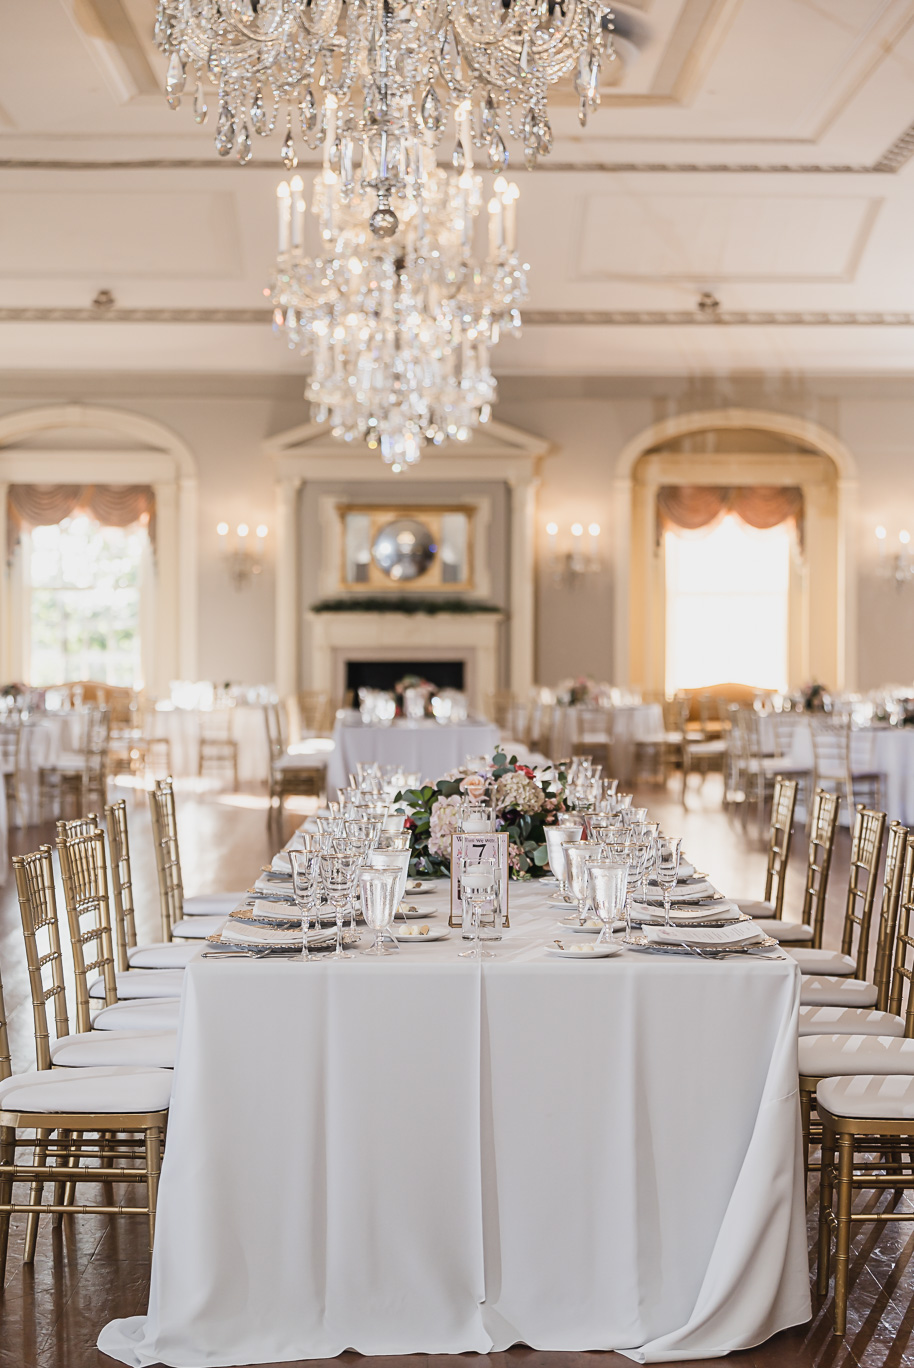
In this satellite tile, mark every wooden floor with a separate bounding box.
[0,773,910,1368]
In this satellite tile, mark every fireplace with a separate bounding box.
[346,660,465,694]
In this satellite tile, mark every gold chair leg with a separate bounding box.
[51,1128,70,1226]
[0,1125,14,1282]
[817,1124,834,1296]
[833,1132,855,1337]
[145,1126,162,1251]
[800,1087,812,1184]
[23,1127,51,1262]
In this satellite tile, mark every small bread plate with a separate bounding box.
[405,880,439,896]
[391,924,450,942]
[556,916,618,935]
[396,902,437,920]
[548,892,578,907]
[545,941,622,960]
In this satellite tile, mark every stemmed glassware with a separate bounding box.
[544,825,580,902]
[289,847,322,962]
[367,847,411,917]
[358,867,401,955]
[318,851,361,959]
[564,842,600,926]
[588,862,628,945]
[458,859,497,959]
[655,836,682,929]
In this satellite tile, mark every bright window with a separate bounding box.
[664,512,790,694]
[27,515,146,687]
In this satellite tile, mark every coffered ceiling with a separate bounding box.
[4,0,914,376]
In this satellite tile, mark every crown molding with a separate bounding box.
[4,306,914,328]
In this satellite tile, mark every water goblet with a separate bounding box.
[318,850,360,959]
[588,862,628,945]
[358,867,401,955]
[458,860,497,959]
[544,825,580,901]
[367,847,411,917]
[564,841,599,927]
[374,831,411,852]
[655,836,682,929]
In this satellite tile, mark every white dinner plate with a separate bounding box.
[545,942,622,960]
[391,925,450,942]
[405,880,440,896]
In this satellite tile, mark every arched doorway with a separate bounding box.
[0,404,198,693]
[613,409,858,695]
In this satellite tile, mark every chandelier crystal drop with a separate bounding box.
[154,0,615,230]
[270,106,527,470]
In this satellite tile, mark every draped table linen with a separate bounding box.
[551,704,665,781]
[781,720,914,824]
[327,716,500,798]
[100,882,809,1367]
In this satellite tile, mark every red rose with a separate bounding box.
[515,764,535,779]
[404,817,417,830]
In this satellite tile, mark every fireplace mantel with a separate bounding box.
[308,610,505,712]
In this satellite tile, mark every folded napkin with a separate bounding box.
[631,899,739,925]
[253,875,294,897]
[272,852,293,873]
[639,879,716,904]
[216,922,303,948]
[652,859,696,880]
[644,922,766,950]
[249,900,300,923]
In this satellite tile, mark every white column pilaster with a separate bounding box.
[508,474,538,695]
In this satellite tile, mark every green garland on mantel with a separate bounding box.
[310,596,502,616]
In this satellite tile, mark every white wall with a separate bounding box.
[0,371,912,694]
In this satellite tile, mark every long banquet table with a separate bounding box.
[100,880,810,1367]
[327,714,500,798]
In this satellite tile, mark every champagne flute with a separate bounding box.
[289,848,321,962]
[319,851,360,959]
[656,836,682,929]
[564,841,599,927]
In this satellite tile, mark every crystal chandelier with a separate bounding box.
[155,0,615,231]
[270,104,527,470]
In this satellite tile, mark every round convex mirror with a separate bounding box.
[371,518,437,581]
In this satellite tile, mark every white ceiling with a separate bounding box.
[4,0,914,376]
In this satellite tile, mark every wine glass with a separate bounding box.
[367,848,411,918]
[458,860,497,959]
[655,836,682,929]
[544,826,577,901]
[564,841,599,927]
[621,838,651,944]
[318,850,360,959]
[289,848,321,962]
[588,862,628,945]
[358,867,401,955]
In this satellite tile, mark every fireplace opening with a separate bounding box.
[346,660,465,694]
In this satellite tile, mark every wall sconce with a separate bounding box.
[875,524,914,587]
[217,521,268,588]
[545,520,603,587]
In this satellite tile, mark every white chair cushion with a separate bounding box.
[788,948,856,976]
[799,1033,914,1079]
[128,941,196,970]
[92,999,181,1032]
[183,892,247,916]
[171,915,226,940]
[799,1005,904,1039]
[88,969,186,1000]
[0,1066,172,1115]
[752,918,815,943]
[50,1029,177,1069]
[735,899,774,917]
[817,1074,914,1122]
[800,976,878,1008]
[275,753,324,772]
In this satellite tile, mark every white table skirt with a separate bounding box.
[550,705,665,781]
[327,717,500,797]
[785,721,914,826]
[100,883,809,1367]
[149,706,269,785]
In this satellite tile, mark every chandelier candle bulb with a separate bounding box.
[276,182,292,255]
[290,176,306,250]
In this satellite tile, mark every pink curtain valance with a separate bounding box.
[656,485,803,546]
[8,484,156,552]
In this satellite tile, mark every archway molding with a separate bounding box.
[613,407,858,693]
[0,403,198,692]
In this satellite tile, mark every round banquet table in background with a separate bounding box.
[785,719,914,825]
[327,715,500,797]
[550,703,665,781]
[99,880,810,1367]
[148,705,269,785]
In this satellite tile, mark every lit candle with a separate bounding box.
[504,182,519,252]
[256,524,268,540]
[237,523,249,539]
[462,815,491,833]
[276,181,291,254]
[488,196,503,258]
[290,174,305,251]
[323,93,338,170]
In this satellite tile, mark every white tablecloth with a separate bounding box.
[782,720,914,825]
[149,706,269,785]
[327,717,500,797]
[100,883,809,1367]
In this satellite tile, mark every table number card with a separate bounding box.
[450,832,510,929]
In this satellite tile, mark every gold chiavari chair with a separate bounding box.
[197,703,239,790]
[54,814,185,1000]
[56,829,181,1035]
[734,775,798,933]
[0,718,25,829]
[798,821,910,1038]
[746,788,839,954]
[13,846,176,1071]
[0,945,171,1277]
[264,703,325,828]
[810,716,884,819]
[148,777,244,941]
[788,805,886,981]
[39,704,110,821]
[106,800,195,971]
[813,843,914,1335]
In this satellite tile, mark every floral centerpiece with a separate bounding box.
[395,751,567,880]
[393,673,436,718]
[556,676,599,706]
[800,681,829,713]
